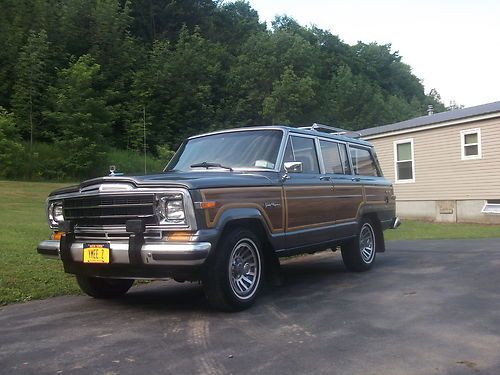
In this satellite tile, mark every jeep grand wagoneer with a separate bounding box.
[38,124,399,310]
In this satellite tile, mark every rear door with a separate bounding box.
[319,139,363,237]
[348,144,391,221]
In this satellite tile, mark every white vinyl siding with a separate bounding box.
[461,128,482,160]
[367,117,500,201]
[394,139,415,183]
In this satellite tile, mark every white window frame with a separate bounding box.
[482,201,500,214]
[460,128,482,160]
[393,138,415,183]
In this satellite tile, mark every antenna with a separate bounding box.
[143,106,147,175]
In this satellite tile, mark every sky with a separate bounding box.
[246,0,500,108]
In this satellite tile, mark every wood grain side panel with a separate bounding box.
[201,187,284,233]
[284,186,335,230]
[332,185,364,221]
[364,186,389,204]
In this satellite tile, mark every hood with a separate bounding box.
[48,171,280,197]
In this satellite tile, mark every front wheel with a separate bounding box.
[341,218,377,272]
[76,275,134,298]
[203,228,264,311]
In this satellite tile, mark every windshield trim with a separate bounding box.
[164,128,288,173]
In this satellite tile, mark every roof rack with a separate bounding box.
[298,123,362,138]
[299,123,348,135]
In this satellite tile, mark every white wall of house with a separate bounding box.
[365,115,500,224]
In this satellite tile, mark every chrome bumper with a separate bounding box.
[37,240,211,266]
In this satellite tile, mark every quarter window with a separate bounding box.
[460,128,481,160]
[394,139,414,183]
[350,146,380,176]
[283,136,320,173]
[338,143,351,174]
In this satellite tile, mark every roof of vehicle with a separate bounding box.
[190,125,373,147]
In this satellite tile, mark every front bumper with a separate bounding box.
[37,239,211,267]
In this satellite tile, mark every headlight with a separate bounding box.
[47,201,64,227]
[156,194,185,224]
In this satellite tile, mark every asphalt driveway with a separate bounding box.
[1,239,500,375]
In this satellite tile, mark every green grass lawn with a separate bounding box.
[0,180,80,305]
[385,220,500,240]
[1,180,500,305]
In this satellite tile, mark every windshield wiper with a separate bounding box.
[190,161,233,171]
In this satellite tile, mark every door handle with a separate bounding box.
[319,176,331,181]
[351,177,360,182]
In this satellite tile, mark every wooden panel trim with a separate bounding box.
[200,187,284,233]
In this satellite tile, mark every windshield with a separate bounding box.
[166,130,283,172]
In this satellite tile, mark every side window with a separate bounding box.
[350,146,380,176]
[394,139,414,182]
[460,128,481,160]
[320,140,344,174]
[283,136,320,173]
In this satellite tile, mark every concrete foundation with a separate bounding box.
[396,200,500,224]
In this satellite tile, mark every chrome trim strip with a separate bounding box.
[65,214,155,219]
[65,203,152,210]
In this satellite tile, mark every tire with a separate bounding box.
[203,228,264,311]
[76,275,134,299]
[341,218,377,272]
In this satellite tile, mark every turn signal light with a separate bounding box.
[164,232,194,242]
[199,201,216,209]
[51,231,64,240]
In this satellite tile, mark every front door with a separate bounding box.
[283,135,335,248]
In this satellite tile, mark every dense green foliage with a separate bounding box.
[0,0,446,180]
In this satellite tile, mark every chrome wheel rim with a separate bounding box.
[359,223,375,263]
[228,238,261,300]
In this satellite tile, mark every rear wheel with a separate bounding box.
[76,275,134,298]
[341,218,377,272]
[203,228,264,311]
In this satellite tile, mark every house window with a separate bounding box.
[394,139,414,183]
[482,200,500,214]
[461,128,481,160]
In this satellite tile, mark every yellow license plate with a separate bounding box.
[83,244,110,264]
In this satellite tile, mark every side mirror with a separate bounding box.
[284,161,303,173]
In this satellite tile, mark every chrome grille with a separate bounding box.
[63,194,157,226]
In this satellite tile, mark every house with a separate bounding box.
[358,101,500,224]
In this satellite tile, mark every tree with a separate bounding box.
[11,29,50,177]
[132,27,226,149]
[0,108,24,178]
[45,54,112,178]
[262,66,316,124]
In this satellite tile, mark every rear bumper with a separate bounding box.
[391,217,401,229]
[37,239,211,267]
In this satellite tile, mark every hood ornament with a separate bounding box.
[109,165,124,177]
